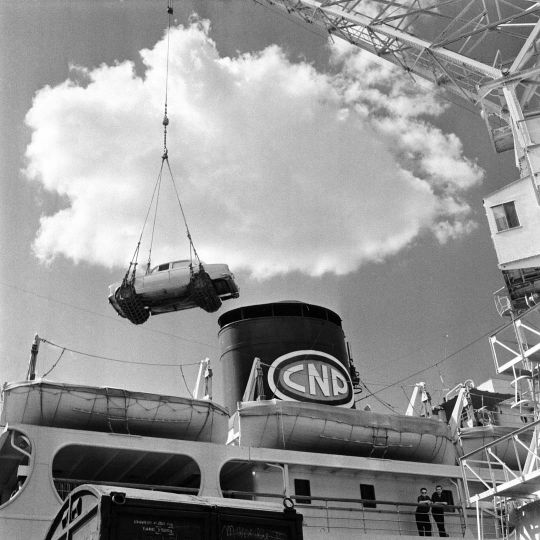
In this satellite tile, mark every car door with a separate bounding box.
[141,262,171,298]
[168,261,192,296]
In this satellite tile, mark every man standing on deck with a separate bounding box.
[431,485,449,537]
[415,488,432,536]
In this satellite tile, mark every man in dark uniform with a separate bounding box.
[431,485,449,537]
[415,488,432,536]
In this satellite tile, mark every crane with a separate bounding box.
[252,2,540,536]
[256,0,540,315]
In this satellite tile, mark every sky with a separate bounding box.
[0,0,520,414]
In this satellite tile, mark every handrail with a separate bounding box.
[490,302,540,337]
[224,489,462,511]
[50,482,504,537]
[224,490,498,537]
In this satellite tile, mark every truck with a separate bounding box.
[44,485,303,540]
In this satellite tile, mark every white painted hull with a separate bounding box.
[1,380,229,443]
[0,423,478,540]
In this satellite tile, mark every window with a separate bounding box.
[0,430,32,506]
[213,280,230,295]
[360,484,376,508]
[492,202,520,232]
[53,445,201,500]
[294,479,311,504]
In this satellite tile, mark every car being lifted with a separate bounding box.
[108,260,239,324]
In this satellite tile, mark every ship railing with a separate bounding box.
[223,490,501,538]
[489,304,540,379]
[460,417,540,505]
[51,479,503,537]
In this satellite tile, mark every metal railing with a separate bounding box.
[223,490,502,537]
[460,419,540,503]
[490,306,540,378]
[51,479,510,537]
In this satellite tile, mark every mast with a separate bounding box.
[26,334,40,381]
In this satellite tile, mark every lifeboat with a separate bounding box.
[459,425,532,469]
[438,383,534,469]
[228,399,457,464]
[1,380,229,443]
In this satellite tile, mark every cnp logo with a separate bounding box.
[268,350,354,408]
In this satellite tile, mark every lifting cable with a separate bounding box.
[159,0,202,273]
[117,0,222,317]
[125,0,202,286]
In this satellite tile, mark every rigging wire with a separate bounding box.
[127,0,202,278]
[153,0,202,270]
[355,374,397,413]
[163,157,202,265]
[356,324,503,402]
[400,385,412,408]
[1,279,514,401]
[124,161,165,280]
[0,280,217,349]
[179,364,195,398]
[147,161,165,271]
[42,348,66,378]
[38,337,202,398]
[40,337,204,368]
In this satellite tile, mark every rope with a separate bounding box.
[179,365,194,398]
[147,160,166,271]
[124,162,165,282]
[121,0,205,280]
[143,0,202,272]
[162,0,173,157]
[42,348,66,378]
[163,156,201,266]
[0,281,219,348]
[355,373,397,413]
[160,0,202,269]
[356,325,501,403]
[40,338,203,368]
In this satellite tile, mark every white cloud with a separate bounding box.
[24,20,483,278]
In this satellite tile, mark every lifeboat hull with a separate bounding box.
[1,381,229,443]
[230,400,457,464]
[459,425,532,469]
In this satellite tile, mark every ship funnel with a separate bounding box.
[217,301,355,413]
